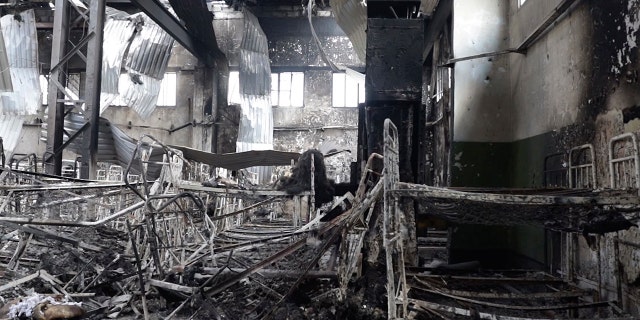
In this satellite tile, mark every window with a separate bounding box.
[40,75,48,105]
[332,73,364,107]
[518,0,527,8]
[271,72,304,107]
[157,72,177,106]
[227,71,241,105]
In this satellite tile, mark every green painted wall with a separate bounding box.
[449,131,565,268]
[451,131,561,188]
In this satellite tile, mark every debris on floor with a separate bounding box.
[1,131,638,319]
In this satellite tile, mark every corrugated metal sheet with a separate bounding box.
[39,113,162,177]
[118,73,162,119]
[111,124,164,177]
[40,112,118,162]
[125,14,174,80]
[100,15,138,113]
[101,14,174,119]
[0,10,38,69]
[0,68,40,115]
[239,11,270,95]
[0,23,12,93]
[0,115,24,159]
[171,145,300,171]
[0,10,40,116]
[236,11,274,183]
[237,95,273,144]
[330,0,366,62]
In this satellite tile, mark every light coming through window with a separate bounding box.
[332,73,364,108]
[271,72,304,107]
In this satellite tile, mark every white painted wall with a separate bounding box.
[509,0,593,140]
[453,0,513,142]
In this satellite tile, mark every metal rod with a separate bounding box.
[127,220,150,320]
[0,200,145,227]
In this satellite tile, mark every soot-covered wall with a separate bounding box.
[451,0,640,313]
[214,10,363,183]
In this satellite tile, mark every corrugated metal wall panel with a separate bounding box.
[40,112,118,161]
[0,115,24,159]
[0,10,38,69]
[118,73,162,119]
[0,10,40,115]
[0,68,40,115]
[100,16,138,113]
[236,11,274,184]
[330,0,366,62]
[0,23,12,93]
[125,14,174,80]
[239,11,270,95]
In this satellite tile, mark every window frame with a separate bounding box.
[271,71,304,107]
[332,72,365,108]
[156,71,177,107]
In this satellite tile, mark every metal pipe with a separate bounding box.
[0,200,145,227]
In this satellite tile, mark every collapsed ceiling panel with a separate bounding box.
[0,9,40,116]
[100,13,139,112]
[106,12,174,119]
[329,0,366,62]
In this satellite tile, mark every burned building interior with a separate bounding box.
[2,0,640,319]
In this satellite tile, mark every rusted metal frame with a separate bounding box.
[569,144,596,189]
[46,0,70,175]
[181,183,313,197]
[67,0,89,21]
[0,137,4,167]
[338,200,375,297]
[411,299,622,320]
[543,152,568,188]
[31,188,124,209]
[0,197,151,226]
[50,32,95,73]
[124,134,190,200]
[0,221,101,251]
[82,0,106,179]
[9,153,39,172]
[0,190,13,213]
[383,118,407,319]
[0,174,123,212]
[44,121,90,165]
[0,180,128,192]
[412,276,585,300]
[262,215,348,319]
[7,232,33,270]
[609,133,640,192]
[413,287,613,311]
[126,220,150,320]
[391,183,640,206]
[414,274,565,284]
[204,180,384,299]
[310,152,315,222]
